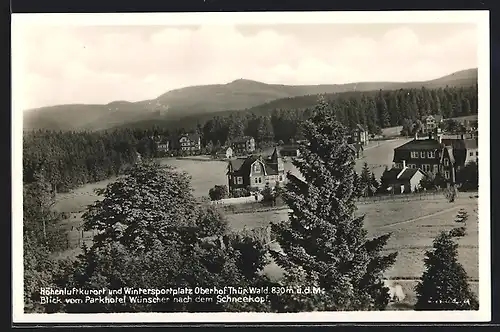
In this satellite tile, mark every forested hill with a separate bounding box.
[23,68,477,131]
[117,85,479,137]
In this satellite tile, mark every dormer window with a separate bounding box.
[253,164,261,173]
[411,151,419,159]
[427,151,435,158]
[444,158,449,166]
[420,151,426,158]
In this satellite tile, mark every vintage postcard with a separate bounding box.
[12,10,490,324]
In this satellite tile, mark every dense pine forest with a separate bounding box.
[133,85,478,142]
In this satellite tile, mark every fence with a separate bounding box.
[356,189,447,204]
[210,194,263,206]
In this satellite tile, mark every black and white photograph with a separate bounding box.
[12,11,490,323]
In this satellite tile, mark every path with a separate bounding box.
[377,205,463,230]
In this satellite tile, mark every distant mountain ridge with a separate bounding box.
[23,68,478,131]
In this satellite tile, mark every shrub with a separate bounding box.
[208,184,229,201]
[231,187,250,198]
[449,227,467,238]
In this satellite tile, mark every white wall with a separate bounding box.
[210,194,263,205]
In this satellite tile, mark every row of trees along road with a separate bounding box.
[24,98,478,313]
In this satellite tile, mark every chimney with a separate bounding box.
[414,132,418,140]
[402,160,406,169]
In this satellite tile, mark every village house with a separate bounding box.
[155,138,170,153]
[381,162,427,194]
[391,129,478,185]
[179,133,201,152]
[420,114,443,134]
[231,136,256,155]
[226,147,286,192]
[347,124,369,146]
[215,146,234,159]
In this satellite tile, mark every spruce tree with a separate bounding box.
[415,231,479,310]
[359,162,375,197]
[270,98,397,311]
[370,172,380,195]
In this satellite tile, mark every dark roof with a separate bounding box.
[394,138,442,151]
[180,133,200,142]
[441,146,456,164]
[228,153,283,176]
[354,124,366,132]
[228,157,251,172]
[280,144,300,151]
[270,147,281,162]
[441,138,477,150]
[382,167,425,182]
[264,163,279,175]
[231,136,254,143]
[464,139,478,149]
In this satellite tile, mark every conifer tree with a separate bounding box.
[415,231,479,310]
[270,98,397,311]
[370,172,380,195]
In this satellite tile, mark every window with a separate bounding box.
[258,177,262,184]
[237,177,243,184]
[411,151,419,159]
[254,178,258,184]
[427,151,435,158]
[433,165,439,174]
[476,151,479,156]
[420,151,426,158]
[408,164,416,169]
[279,175,283,181]
[253,163,261,173]
[422,164,431,173]
[444,158,449,166]
[233,177,238,184]
[444,170,450,179]
[469,152,474,156]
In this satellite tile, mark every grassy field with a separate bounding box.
[230,195,479,280]
[354,138,411,179]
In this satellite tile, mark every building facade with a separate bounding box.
[348,124,369,146]
[392,132,478,184]
[179,133,201,151]
[421,115,443,134]
[227,148,286,191]
[231,136,256,155]
[381,164,427,194]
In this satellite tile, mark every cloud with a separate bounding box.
[13,23,478,109]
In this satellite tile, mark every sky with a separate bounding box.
[13,21,478,110]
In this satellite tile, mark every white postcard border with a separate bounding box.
[11,10,491,323]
